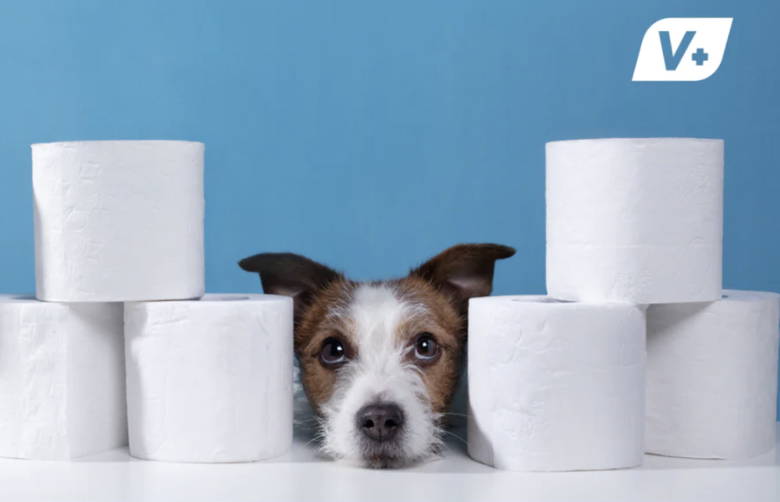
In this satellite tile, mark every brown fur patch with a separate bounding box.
[392,276,464,413]
[295,278,358,409]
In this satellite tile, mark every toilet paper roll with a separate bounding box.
[125,294,293,463]
[467,295,646,471]
[33,140,204,302]
[546,138,723,303]
[0,297,126,460]
[646,290,780,459]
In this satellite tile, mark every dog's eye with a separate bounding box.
[412,333,440,364]
[319,337,348,367]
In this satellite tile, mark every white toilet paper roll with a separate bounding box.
[125,294,293,463]
[0,297,126,460]
[33,140,204,302]
[546,138,723,303]
[646,290,780,459]
[467,295,646,471]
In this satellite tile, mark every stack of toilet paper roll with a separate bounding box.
[468,138,780,471]
[0,140,293,462]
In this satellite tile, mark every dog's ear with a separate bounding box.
[410,244,515,312]
[239,252,342,321]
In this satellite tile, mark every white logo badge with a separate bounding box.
[632,18,733,81]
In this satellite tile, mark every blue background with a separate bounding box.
[0,1,778,416]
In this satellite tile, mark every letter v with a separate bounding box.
[659,30,695,70]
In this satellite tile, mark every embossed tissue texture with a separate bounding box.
[33,140,204,302]
[646,290,780,459]
[0,297,126,460]
[467,296,646,471]
[124,294,293,463]
[546,138,723,303]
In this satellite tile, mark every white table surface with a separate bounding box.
[1,424,778,502]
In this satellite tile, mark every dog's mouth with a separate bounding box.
[316,397,441,468]
[355,402,409,468]
[317,398,444,468]
[359,438,407,469]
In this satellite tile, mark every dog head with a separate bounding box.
[239,244,514,468]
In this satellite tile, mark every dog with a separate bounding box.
[239,243,514,468]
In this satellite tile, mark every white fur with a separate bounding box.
[319,284,442,466]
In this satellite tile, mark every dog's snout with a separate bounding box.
[357,403,404,442]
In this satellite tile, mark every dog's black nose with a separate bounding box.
[357,403,404,442]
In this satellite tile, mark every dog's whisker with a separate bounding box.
[302,435,323,448]
[440,429,467,445]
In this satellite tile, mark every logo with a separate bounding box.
[632,18,733,81]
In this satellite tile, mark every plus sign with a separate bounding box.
[691,48,709,66]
